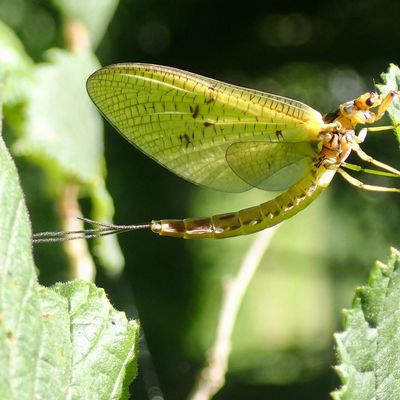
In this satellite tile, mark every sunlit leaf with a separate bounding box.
[332,248,400,400]
[0,73,138,399]
[15,48,103,182]
[12,48,124,272]
[51,281,139,400]
[0,68,42,400]
[377,64,400,143]
[0,19,34,104]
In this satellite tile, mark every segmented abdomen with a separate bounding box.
[150,166,336,239]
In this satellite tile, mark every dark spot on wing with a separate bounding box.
[205,95,215,104]
[275,130,284,140]
[190,104,200,119]
[180,133,192,149]
[204,121,215,127]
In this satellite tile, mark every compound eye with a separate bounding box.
[366,96,374,107]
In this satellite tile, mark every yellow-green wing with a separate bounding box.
[87,63,325,192]
[226,141,319,191]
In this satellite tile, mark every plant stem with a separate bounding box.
[188,226,278,400]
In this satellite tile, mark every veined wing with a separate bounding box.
[87,63,325,192]
[226,141,319,191]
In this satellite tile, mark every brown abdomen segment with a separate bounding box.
[150,166,334,239]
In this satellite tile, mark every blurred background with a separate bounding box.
[1,0,400,399]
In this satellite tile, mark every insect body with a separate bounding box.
[148,91,399,238]
[32,64,400,243]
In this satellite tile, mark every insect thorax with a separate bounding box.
[317,129,355,169]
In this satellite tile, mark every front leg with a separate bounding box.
[375,90,399,120]
[351,142,400,176]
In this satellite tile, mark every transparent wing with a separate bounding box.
[226,141,318,191]
[87,63,324,192]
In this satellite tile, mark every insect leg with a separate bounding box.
[337,168,400,192]
[342,162,400,178]
[375,90,400,120]
[350,142,400,176]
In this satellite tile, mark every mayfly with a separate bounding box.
[33,64,400,242]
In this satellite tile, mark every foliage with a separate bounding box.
[333,249,400,400]
[0,1,139,399]
[0,95,138,399]
[378,64,400,143]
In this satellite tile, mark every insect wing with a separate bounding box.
[226,141,317,191]
[87,63,325,192]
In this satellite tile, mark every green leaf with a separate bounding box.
[0,80,138,399]
[15,48,103,183]
[332,248,400,400]
[0,68,43,400]
[0,18,34,105]
[12,48,124,272]
[50,281,139,400]
[50,0,119,47]
[377,64,400,143]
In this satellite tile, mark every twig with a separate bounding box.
[63,19,91,52]
[57,20,95,282]
[60,183,96,282]
[188,226,278,400]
